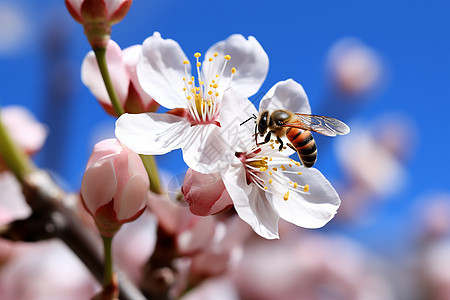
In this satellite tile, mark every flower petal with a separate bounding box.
[223,158,279,239]
[181,124,235,174]
[116,174,148,221]
[203,34,269,98]
[269,167,341,228]
[81,159,117,214]
[115,112,189,155]
[137,32,189,109]
[81,40,129,106]
[259,79,311,114]
[122,44,155,107]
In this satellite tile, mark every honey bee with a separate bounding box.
[248,110,350,168]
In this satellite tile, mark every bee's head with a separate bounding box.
[257,110,269,136]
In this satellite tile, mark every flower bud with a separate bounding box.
[81,40,159,116]
[81,138,148,237]
[182,169,233,216]
[65,0,133,48]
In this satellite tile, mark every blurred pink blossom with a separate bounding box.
[80,138,149,237]
[81,39,159,116]
[0,106,47,172]
[327,38,383,97]
[0,240,98,300]
[233,233,395,300]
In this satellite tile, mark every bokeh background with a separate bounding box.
[1,0,450,298]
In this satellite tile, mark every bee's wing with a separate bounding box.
[282,114,350,137]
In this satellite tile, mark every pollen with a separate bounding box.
[231,67,236,74]
[215,92,219,97]
[197,62,201,67]
[194,52,201,58]
[289,164,292,167]
[264,186,268,190]
[212,83,219,89]
[303,184,309,192]
[214,52,218,57]
[281,164,286,171]
[298,172,302,175]
[269,179,273,184]
[209,57,213,62]
[283,191,289,201]
[187,96,192,100]
[272,167,278,171]
[183,60,189,65]
[269,171,273,175]
[293,182,298,188]
[224,55,231,60]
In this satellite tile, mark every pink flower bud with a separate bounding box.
[81,138,148,237]
[65,0,132,48]
[181,169,233,216]
[81,40,159,116]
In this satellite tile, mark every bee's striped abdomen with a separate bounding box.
[286,128,317,168]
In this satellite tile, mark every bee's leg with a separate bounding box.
[257,131,272,145]
[254,124,258,145]
[276,136,284,151]
[287,143,296,152]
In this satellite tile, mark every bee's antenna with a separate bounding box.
[240,114,257,126]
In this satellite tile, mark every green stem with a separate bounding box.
[93,47,125,117]
[102,236,114,287]
[0,111,34,182]
[139,154,162,194]
[93,47,163,195]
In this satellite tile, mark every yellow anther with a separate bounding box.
[303,184,309,192]
[269,158,272,161]
[215,92,219,97]
[289,164,292,167]
[283,191,289,201]
[187,96,192,100]
[183,87,186,91]
[212,83,219,89]
[269,171,273,175]
[224,55,231,60]
[197,62,201,67]
[209,57,213,62]
[191,76,195,81]
[216,74,219,77]
[213,52,218,57]
[194,52,201,58]
[183,60,189,65]
[183,77,186,81]
[272,167,278,171]
[275,140,279,144]
[264,186,268,190]
[212,79,216,83]
[199,81,204,85]
[208,90,213,95]
[231,67,236,74]
[269,179,273,184]
[295,162,301,167]
[281,165,286,171]
[293,182,298,188]
[298,172,302,175]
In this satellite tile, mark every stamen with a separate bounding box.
[303,185,309,192]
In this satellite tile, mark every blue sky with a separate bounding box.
[1,0,450,254]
